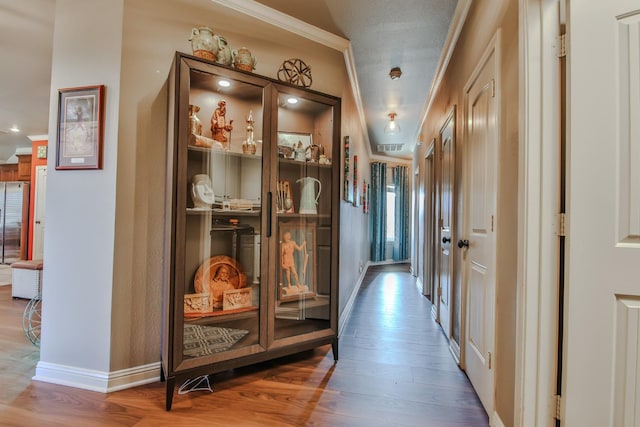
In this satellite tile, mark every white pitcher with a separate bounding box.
[297,177,321,214]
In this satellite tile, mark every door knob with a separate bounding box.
[442,236,451,244]
[457,239,469,248]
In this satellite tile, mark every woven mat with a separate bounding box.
[183,324,248,358]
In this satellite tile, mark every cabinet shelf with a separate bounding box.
[186,208,261,216]
[278,158,332,169]
[188,145,262,161]
[277,213,331,219]
[185,306,258,323]
[163,51,339,411]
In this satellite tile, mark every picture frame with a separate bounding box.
[343,136,353,202]
[278,222,316,302]
[277,131,312,161]
[56,85,105,170]
[352,154,360,206]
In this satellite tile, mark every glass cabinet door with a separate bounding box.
[178,64,267,366]
[273,88,336,341]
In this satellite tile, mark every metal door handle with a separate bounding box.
[457,239,469,248]
[442,236,451,244]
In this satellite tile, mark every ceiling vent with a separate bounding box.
[377,144,404,152]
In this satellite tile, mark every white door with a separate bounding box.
[438,110,455,340]
[563,1,640,425]
[32,166,46,260]
[462,33,498,413]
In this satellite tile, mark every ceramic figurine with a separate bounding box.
[215,35,233,66]
[232,47,257,72]
[211,100,233,148]
[242,110,256,154]
[189,27,217,61]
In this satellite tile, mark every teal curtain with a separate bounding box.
[370,162,387,262]
[392,165,409,261]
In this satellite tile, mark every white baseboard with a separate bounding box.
[34,361,160,393]
[415,277,423,294]
[491,411,506,427]
[338,260,371,337]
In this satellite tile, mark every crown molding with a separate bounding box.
[210,0,349,51]
[28,134,48,141]
[416,0,472,138]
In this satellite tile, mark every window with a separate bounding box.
[386,185,395,241]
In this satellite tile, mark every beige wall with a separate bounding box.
[413,0,519,425]
[42,0,369,380]
[113,0,368,370]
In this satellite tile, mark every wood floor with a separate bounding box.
[0,264,488,426]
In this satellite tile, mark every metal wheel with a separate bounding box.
[22,295,42,347]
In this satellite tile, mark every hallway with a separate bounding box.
[0,264,488,426]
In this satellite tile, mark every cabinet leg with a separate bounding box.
[331,337,339,361]
[165,377,175,411]
[160,366,166,382]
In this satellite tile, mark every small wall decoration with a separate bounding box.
[352,154,360,206]
[277,58,312,88]
[362,180,369,214]
[278,223,316,302]
[56,85,105,170]
[343,136,352,202]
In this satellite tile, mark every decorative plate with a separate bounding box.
[193,255,247,309]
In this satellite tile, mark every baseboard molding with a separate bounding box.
[491,411,506,427]
[415,277,423,294]
[449,339,461,366]
[33,361,160,393]
[368,259,409,266]
[338,260,371,337]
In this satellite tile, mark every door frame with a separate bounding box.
[438,106,456,342]
[514,0,561,425]
[424,141,436,300]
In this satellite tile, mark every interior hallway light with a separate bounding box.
[384,113,400,135]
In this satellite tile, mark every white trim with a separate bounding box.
[28,135,48,141]
[491,411,507,427]
[210,0,349,51]
[416,0,472,137]
[514,0,560,426]
[33,361,160,393]
[338,261,371,337]
[415,276,423,294]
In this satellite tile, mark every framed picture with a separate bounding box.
[56,85,105,170]
[278,222,316,302]
[277,131,312,161]
[352,154,360,206]
[343,136,353,202]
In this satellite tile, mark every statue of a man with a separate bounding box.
[211,100,234,146]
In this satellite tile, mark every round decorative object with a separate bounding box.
[22,295,42,347]
[277,58,312,88]
[193,256,247,309]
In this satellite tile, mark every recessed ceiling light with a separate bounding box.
[218,79,231,88]
[286,97,298,105]
[9,125,20,133]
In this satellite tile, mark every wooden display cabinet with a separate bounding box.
[162,52,340,410]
